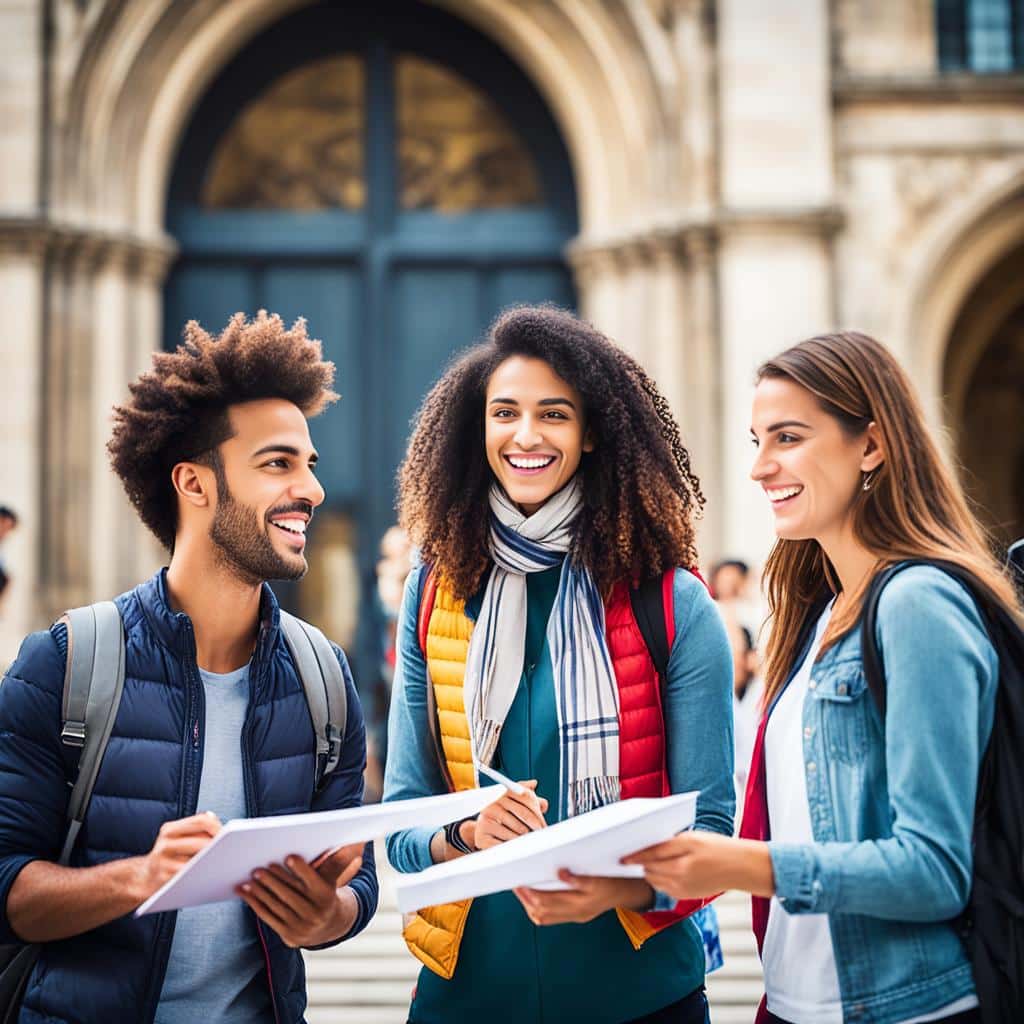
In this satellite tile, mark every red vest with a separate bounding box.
[420,566,712,933]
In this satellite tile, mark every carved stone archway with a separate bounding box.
[30,0,723,617]
[942,245,1024,547]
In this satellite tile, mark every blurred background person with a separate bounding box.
[0,507,19,608]
[364,524,416,801]
[710,557,764,640]
[376,525,414,683]
[727,618,762,817]
[709,559,750,603]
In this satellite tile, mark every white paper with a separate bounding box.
[394,791,698,914]
[136,786,505,915]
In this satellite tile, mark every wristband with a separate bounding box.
[444,816,477,855]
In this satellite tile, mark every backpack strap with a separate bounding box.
[279,612,347,792]
[414,568,455,792]
[630,574,672,681]
[861,557,1017,720]
[1008,538,1024,602]
[59,602,125,865]
[417,568,439,659]
[858,562,916,719]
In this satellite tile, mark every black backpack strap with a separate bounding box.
[60,602,126,865]
[630,575,670,681]
[858,562,920,719]
[280,612,348,791]
[861,557,1015,719]
[1008,538,1024,603]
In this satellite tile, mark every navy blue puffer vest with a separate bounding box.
[0,570,375,1024]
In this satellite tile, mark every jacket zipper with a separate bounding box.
[143,618,205,1022]
[257,921,282,1024]
[244,624,282,1022]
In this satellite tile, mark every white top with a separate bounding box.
[764,602,842,1024]
[763,603,978,1024]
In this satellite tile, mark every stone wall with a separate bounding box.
[2,0,1023,660]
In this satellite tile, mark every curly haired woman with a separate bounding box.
[383,306,734,1024]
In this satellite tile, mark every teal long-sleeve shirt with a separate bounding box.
[383,563,734,1024]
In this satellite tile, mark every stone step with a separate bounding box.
[307,1007,410,1024]
[706,975,767,1002]
[305,955,419,980]
[307,980,418,1005]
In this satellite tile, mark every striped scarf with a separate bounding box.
[464,479,621,817]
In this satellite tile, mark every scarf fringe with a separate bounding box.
[476,720,503,771]
[568,776,621,817]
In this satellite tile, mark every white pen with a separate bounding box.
[476,762,528,795]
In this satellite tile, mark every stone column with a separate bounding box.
[0,0,43,658]
[0,224,47,661]
[673,0,718,214]
[618,241,654,362]
[89,241,132,602]
[40,234,105,617]
[680,225,722,561]
[646,234,687,424]
[85,236,177,599]
[568,227,724,559]
[569,242,625,343]
[715,0,839,568]
[125,240,177,583]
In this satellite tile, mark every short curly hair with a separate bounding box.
[109,311,337,550]
[398,304,704,600]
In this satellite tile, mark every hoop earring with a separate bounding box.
[862,469,877,492]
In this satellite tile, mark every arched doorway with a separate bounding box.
[163,1,578,703]
[943,243,1024,551]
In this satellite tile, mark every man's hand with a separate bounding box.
[237,842,364,948]
[622,832,775,900]
[8,811,223,943]
[514,870,652,926]
[134,811,221,902]
[473,780,548,850]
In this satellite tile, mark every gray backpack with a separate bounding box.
[58,602,349,858]
[0,602,348,1021]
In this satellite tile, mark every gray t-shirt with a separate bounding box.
[155,664,273,1024]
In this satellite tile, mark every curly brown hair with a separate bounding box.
[109,311,337,550]
[398,305,704,600]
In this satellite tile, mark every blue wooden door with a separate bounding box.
[164,1,577,701]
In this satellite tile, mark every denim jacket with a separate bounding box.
[768,565,999,1024]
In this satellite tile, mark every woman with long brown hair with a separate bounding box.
[626,331,1019,1024]
[382,305,734,1023]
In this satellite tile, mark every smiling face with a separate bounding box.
[205,398,326,583]
[750,376,882,546]
[484,355,593,516]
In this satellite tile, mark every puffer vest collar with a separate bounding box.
[137,567,281,659]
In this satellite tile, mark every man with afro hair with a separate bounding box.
[0,312,378,1024]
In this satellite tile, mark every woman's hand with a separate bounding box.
[514,870,652,925]
[622,832,775,900]
[473,779,548,850]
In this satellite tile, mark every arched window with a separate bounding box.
[201,53,543,213]
[937,0,1024,71]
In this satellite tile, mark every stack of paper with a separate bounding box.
[394,791,698,914]
[136,786,505,915]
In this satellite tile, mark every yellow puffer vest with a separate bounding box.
[401,578,660,979]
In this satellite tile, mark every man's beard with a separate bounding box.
[210,485,308,586]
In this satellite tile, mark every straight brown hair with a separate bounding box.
[758,330,1020,704]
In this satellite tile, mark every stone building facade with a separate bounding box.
[1,0,1022,664]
